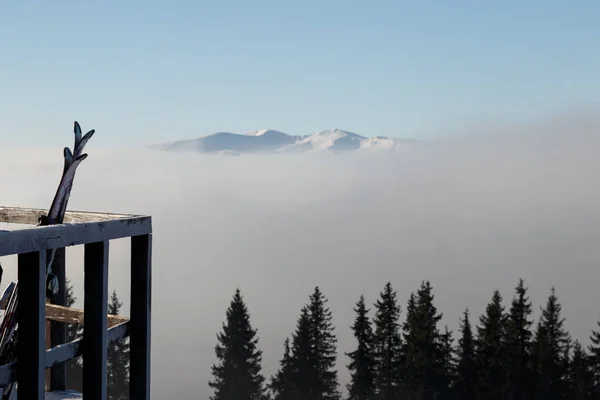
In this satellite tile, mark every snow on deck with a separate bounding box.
[45,391,82,399]
[4,389,82,400]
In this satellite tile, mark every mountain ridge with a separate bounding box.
[151,128,422,155]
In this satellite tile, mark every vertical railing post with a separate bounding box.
[83,241,109,400]
[17,250,46,399]
[130,234,152,400]
[50,247,67,391]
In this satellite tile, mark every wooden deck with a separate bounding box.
[0,206,152,400]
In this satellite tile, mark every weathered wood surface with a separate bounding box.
[0,214,151,257]
[45,304,128,328]
[0,206,143,225]
[0,322,130,386]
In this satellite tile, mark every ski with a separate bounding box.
[0,121,95,397]
[55,126,94,225]
[44,153,89,285]
[47,121,95,225]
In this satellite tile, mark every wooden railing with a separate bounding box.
[0,206,152,400]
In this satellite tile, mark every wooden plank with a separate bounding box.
[130,234,152,400]
[47,322,129,370]
[82,240,109,400]
[50,247,67,391]
[17,250,46,399]
[0,205,145,225]
[0,215,152,257]
[0,322,130,387]
[45,304,129,328]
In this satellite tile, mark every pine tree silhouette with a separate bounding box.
[308,286,340,400]
[346,295,376,400]
[475,290,507,400]
[568,340,593,400]
[505,279,534,400]
[532,287,571,400]
[402,291,418,397]
[272,288,340,400]
[437,325,456,398]
[269,338,295,400]
[372,282,403,400]
[209,288,267,400]
[289,306,314,400]
[64,278,83,393]
[588,318,600,396]
[107,290,129,400]
[410,281,444,399]
[454,308,477,400]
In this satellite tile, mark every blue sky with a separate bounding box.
[0,1,598,146]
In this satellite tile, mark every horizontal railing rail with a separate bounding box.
[0,321,130,386]
[0,206,151,257]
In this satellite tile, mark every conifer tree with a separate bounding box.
[269,338,295,400]
[372,282,403,400]
[308,286,341,400]
[271,288,340,400]
[403,281,452,399]
[412,281,446,399]
[64,276,76,306]
[209,288,267,400]
[346,295,376,400]
[588,318,600,395]
[65,278,83,392]
[531,287,571,400]
[568,340,593,400]
[454,309,477,400]
[268,306,317,400]
[505,279,534,400]
[437,325,456,398]
[107,290,129,400]
[402,291,418,395]
[284,306,314,400]
[475,290,507,400]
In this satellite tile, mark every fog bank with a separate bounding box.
[1,111,599,399]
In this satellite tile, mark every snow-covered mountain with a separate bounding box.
[278,129,366,153]
[151,128,421,155]
[151,130,296,153]
[359,136,421,152]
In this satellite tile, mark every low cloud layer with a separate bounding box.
[1,110,599,399]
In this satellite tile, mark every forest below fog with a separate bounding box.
[208,279,600,400]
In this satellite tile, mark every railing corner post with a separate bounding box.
[17,249,47,399]
[130,233,152,400]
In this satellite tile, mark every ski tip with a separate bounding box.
[74,121,81,135]
[75,153,88,161]
[84,129,95,139]
[63,147,72,158]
